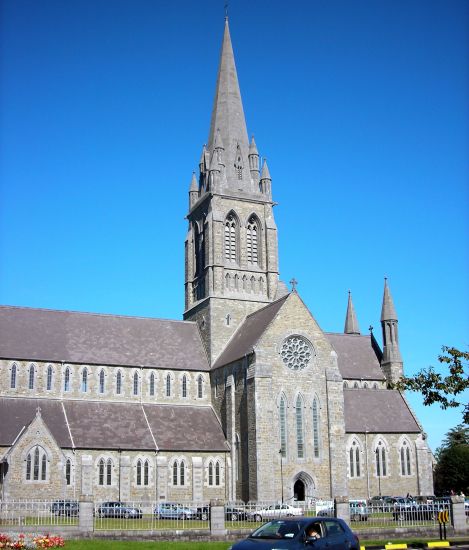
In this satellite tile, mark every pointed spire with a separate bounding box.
[344,291,360,334]
[190,172,198,191]
[380,277,398,321]
[260,159,271,180]
[249,135,258,156]
[208,19,249,183]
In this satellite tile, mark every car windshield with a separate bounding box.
[250,520,301,539]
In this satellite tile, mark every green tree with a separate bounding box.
[434,424,469,495]
[394,346,469,424]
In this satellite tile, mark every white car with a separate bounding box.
[247,503,303,522]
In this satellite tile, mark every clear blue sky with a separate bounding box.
[1,0,468,453]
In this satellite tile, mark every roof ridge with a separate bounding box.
[244,293,290,320]
[0,305,196,325]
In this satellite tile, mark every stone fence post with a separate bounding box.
[450,495,466,533]
[79,499,94,533]
[210,499,226,536]
[334,496,350,525]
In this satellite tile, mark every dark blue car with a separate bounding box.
[228,517,359,550]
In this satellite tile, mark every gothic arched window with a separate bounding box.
[98,459,105,485]
[296,395,305,459]
[166,374,171,397]
[81,368,88,393]
[197,375,203,398]
[64,367,70,392]
[172,461,178,485]
[375,440,387,477]
[25,445,47,481]
[28,364,35,390]
[106,458,112,485]
[208,461,214,486]
[312,397,320,458]
[279,395,287,458]
[46,365,53,391]
[10,363,17,389]
[400,440,412,476]
[246,217,259,265]
[116,370,122,395]
[133,372,139,396]
[224,214,238,263]
[182,375,187,398]
[65,458,72,485]
[349,439,361,478]
[144,459,149,485]
[215,461,220,485]
[150,372,155,396]
[180,460,185,486]
[99,369,105,394]
[136,459,142,485]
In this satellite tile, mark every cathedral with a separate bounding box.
[0,19,433,504]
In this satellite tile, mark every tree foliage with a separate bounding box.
[434,424,469,496]
[394,346,469,424]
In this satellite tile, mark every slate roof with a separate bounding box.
[0,306,209,371]
[213,294,289,368]
[326,333,385,381]
[343,389,420,433]
[0,398,228,452]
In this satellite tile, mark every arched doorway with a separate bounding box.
[294,479,305,501]
[292,471,315,502]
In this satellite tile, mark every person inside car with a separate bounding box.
[306,523,321,539]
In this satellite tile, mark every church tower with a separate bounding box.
[184,19,279,363]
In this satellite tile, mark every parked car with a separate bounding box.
[51,500,79,517]
[392,497,418,521]
[228,517,360,550]
[225,505,247,521]
[96,501,142,519]
[350,501,368,521]
[316,504,334,517]
[154,502,197,520]
[368,495,394,510]
[195,505,210,520]
[465,499,469,517]
[247,503,303,522]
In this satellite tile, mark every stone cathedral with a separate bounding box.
[0,19,433,504]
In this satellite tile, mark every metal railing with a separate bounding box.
[93,501,210,531]
[0,500,79,527]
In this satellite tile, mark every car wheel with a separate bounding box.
[254,514,262,522]
[179,513,187,520]
[231,512,238,521]
[200,512,208,521]
[99,511,105,518]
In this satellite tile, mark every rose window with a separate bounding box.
[280,336,313,370]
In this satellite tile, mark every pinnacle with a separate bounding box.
[344,291,360,334]
[260,159,271,180]
[380,278,398,321]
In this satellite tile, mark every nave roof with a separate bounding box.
[0,306,209,371]
[0,397,228,452]
[343,389,420,433]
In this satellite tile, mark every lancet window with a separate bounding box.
[224,214,238,263]
[246,217,259,265]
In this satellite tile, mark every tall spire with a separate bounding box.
[344,291,360,334]
[208,19,249,185]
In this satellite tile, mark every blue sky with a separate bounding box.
[1,0,468,453]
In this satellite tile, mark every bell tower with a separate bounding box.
[183,19,280,364]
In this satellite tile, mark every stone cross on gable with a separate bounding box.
[290,278,298,292]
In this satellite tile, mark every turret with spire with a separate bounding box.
[344,291,360,335]
[380,278,403,385]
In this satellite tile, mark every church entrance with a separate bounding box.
[294,479,305,501]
